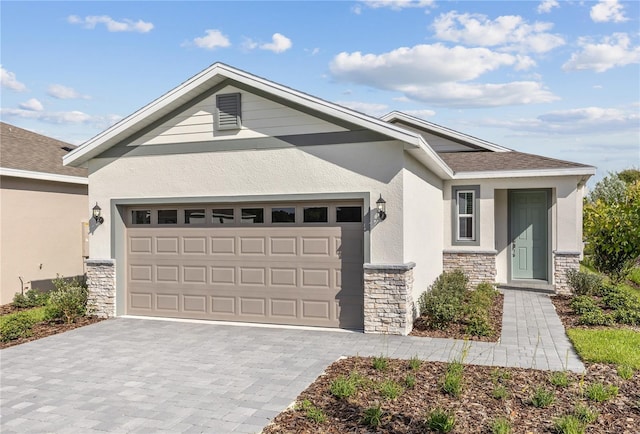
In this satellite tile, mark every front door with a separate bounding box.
[509,190,549,281]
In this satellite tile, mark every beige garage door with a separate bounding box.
[125,202,364,329]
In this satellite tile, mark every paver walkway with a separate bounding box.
[0,289,583,433]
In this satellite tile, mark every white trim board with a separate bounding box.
[0,167,88,185]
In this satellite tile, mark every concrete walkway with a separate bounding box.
[0,289,583,434]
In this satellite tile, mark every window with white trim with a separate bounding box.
[452,185,479,245]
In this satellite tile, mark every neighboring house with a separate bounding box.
[64,63,595,335]
[0,122,88,304]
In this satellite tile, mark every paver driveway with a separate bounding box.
[0,290,582,433]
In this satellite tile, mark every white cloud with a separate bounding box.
[335,101,390,117]
[1,66,27,92]
[358,0,435,11]
[67,15,154,33]
[562,33,640,73]
[19,98,44,111]
[484,106,639,134]
[537,0,559,14]
[0,108,122,128]
[190,29,231,50]
[402,109,437,118]
[590,0,628,23]
[47,84,90,100]
[260,33,292,53]
[432,11,565,53]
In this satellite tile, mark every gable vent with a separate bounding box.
[216,93,242,130]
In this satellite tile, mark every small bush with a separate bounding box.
[45,276,88,324]
[549,371,571,388]
[404,373,416,388]
[442,361,464,397]
[529,386,555,408]
[578,309,615,326]
[465,313,493,337]
[617,364,634,380]
[573,403,598,424]
[362,403,383,427]
[492,385,508,400]
[0,308,47,342]
[603,289,640,310]
[491,417,512,434]
[297,399,326,424]
[570,296,599,315]
[379,379,404,400]
[566,269,603,296]
[408,355,422,371]
[426,408,456,433]
[553,415,586,434]
[12,289,50,308]
[418,290,463,330]
[614,308,640,326]
[585,382,618,402]
[330,375,357,399]
[372,355,388,371]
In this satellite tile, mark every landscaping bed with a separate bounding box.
[263,357,639,434]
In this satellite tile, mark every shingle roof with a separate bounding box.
[0,122,87,178]
[439,150,593,174]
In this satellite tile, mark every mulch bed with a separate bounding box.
[0,303,105,349]
[551,294,640,332]
[263,357,639,434]
[409,293,504,342]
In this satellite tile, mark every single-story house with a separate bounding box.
[0,122,88,304]
[64,63,595,335]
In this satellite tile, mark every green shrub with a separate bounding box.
[12,289,50,308]
[585,382,618,402]
[491,417,512,434]
[566,269,603,296]
[603,289,639,310]
[0,308,47,342]
[549,371,571,388]
[465,313,493,337]
[615,308,640,326]
[553,415,586,434]
[529,386,555,408]
[372,355,388,371]
[578,309,615,326]
[379,379,403,400]
[329,375,357,399]
[426,408,456,433]
[573,403,599,424]
[45,276,88,324]
[617,364,634,380]
[418,270,469,329]
[570,296,599,315]
[431,269,469,297]
[297,399,326,424]
[362,403,383,427]
[466,283,498,311]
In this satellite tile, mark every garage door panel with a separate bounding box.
[126,202,364,329]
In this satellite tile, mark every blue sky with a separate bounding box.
[2,0,639,183]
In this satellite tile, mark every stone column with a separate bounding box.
[363,262,415,336]
[85,259,116,318]
[553,251,581,295]
[443,250,497,288]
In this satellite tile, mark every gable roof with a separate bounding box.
[63,62,454,179]
[0,122,87,183]
[440,151,593,178]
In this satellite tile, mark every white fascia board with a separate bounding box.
[0,167,88,185]
[452,166,596,180]
[381,111,511,153]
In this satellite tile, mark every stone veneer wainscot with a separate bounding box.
[443,250,497,288]
[85,259,116,318]
[363,262,415,336]
[553,251,581,295]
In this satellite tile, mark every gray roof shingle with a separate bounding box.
[439,150,593,174]
[0,122,87,178]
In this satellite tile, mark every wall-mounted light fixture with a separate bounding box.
[376,195,387,221]
[92,202,104,224]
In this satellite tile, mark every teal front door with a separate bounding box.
[510,190,549,280]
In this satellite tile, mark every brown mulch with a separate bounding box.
[409,293,504,342]
[551,294,640,332]
[263,357,640,434]
[0,303,105,349]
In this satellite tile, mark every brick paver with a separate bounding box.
[0,289,583,433]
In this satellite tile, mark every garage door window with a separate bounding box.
[304,206,328,223]
[185,209,205,224]
[212,208,234,225]
[336,206,362,223]
[158,210,178,224]
[132,210,151,225]
[272,207,295,223]
[242,208,264,224]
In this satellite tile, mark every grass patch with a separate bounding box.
[490,417,512,434]
[585,382,618,402]
[362,403,383,427]
[529,386,555,408]
[549,371,571,388]
[378,379,403,400]
[567,328,640,369]
[297,399,326,424]
[426,408,455,433]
